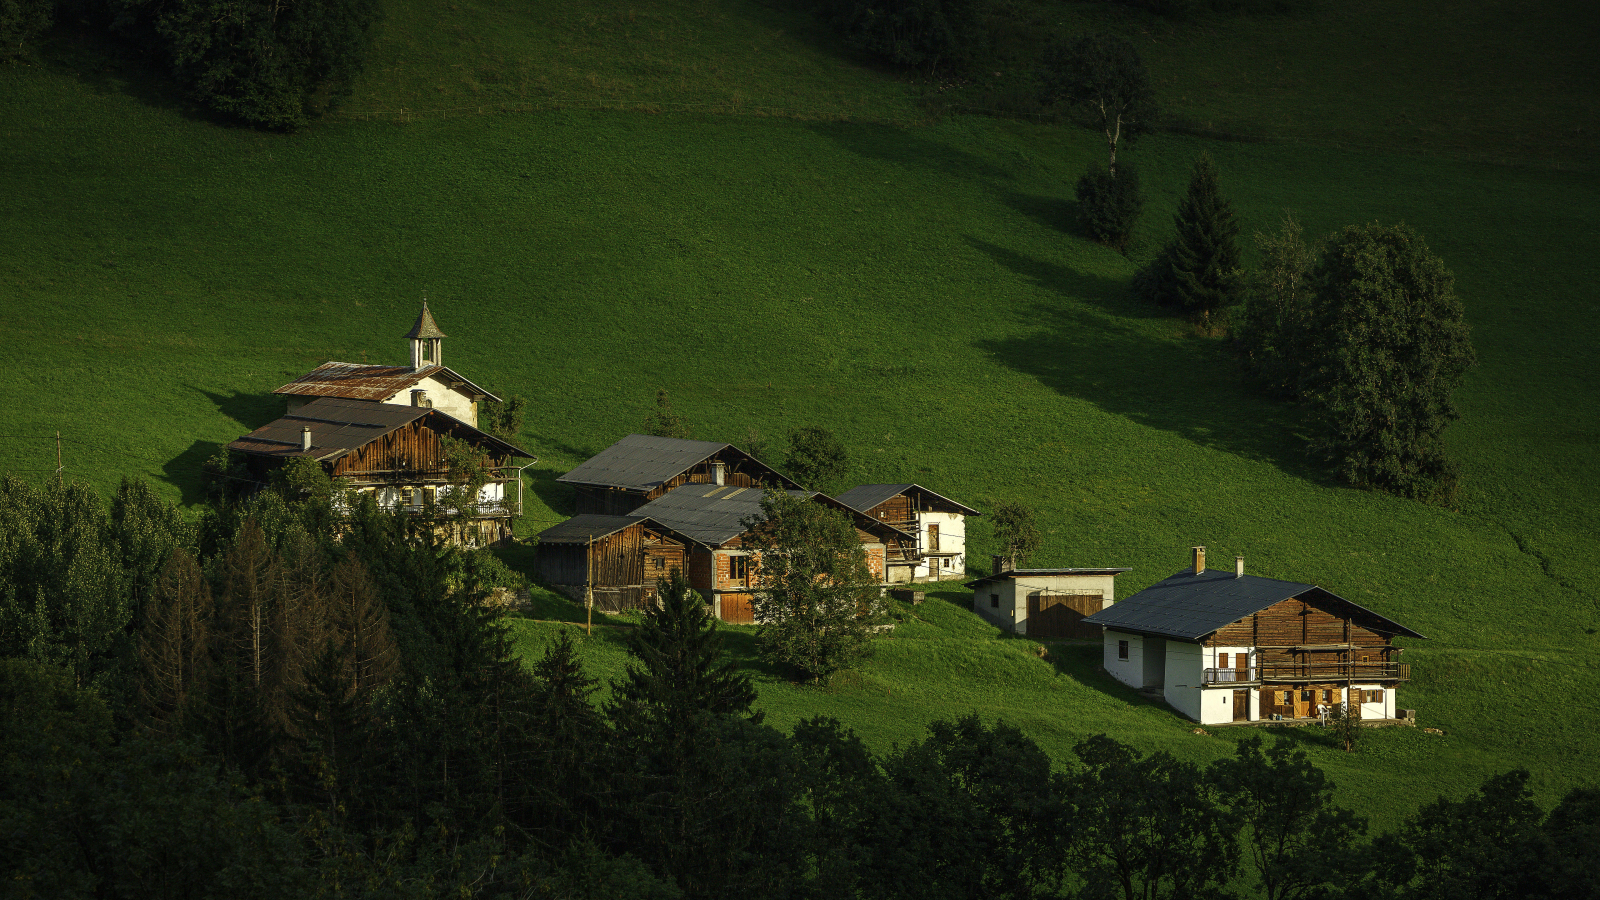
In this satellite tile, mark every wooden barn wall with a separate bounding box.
[330,421,506,478]
[687,548,715,591]
[1205,595,1396,663]
[867,495,914,524]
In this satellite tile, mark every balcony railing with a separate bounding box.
[1203,663,1410,685]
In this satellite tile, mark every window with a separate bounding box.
[927,524,940,553]
[654,557,665,571]
[990,593,1000,609]
[1322,689,1332,702]
[1118,640,1130,660]
[1301,690,1313,702]
[729,556,749,584]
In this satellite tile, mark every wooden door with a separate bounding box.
[719,593,754,624]
[1236,653,1249,680]
[1293,688,1314,718]
[1232,690,1248,722]
[1027,592,1104,639]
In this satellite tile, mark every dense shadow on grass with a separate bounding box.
[196,387,282,432]
[964,235,1160,320]
[523,464,576,519]
[162,439,220,505]
[1045,641,1172,708]
[971,242,1320,478]
[808,120,1014,183]
[716,626,792,683]
[40,22,222,126]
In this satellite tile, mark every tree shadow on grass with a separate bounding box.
[40,22,232,127]
[162,439,220,506]
[969,239,1322,479]
[195,387,281,433]
[715,625,790,683]
[807,120,1015,184]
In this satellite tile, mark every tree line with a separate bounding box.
[3,471,1596,899]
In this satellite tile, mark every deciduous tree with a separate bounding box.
[782,425,849,493]
[1302,222,1477,503]
[743,489,881,683]
[1235,212,1317,398]
[1041,32,1158,177]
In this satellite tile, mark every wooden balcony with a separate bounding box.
[1203,663,1410,685]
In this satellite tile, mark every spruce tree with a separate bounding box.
[606,569,757,732]
[137,549,212,734]
[1165,153,1243,320]
[516,630,608,847]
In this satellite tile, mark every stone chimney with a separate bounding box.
[1192,546,1206,575]
[1235,556,1245,578]
[301,427,312,452]
[711,460,726,486]
[992,555,1005,576]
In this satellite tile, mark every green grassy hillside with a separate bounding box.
[3,0,1597,833]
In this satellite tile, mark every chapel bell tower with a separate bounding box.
[405,302,446,370]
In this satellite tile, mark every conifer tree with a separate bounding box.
[137,549,212,734]
[607,569,757,731]
[1140,153,1242,321]
[327,552,398,695]
[516,630,608,847]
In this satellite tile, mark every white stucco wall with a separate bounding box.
[915,511,966,580]
[1103,630,1144,688]
[1162,641,1204,722]
[1350,684,1395,720]
[382,374,477,427]
[1199,688,1238,725]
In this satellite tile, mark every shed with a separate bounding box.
[966,567,1130,639]
[533,514,690,612]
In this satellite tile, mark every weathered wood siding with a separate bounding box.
[329,420,505,479]
[1204,594,1395,664]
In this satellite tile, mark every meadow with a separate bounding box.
[2,0,1597,834]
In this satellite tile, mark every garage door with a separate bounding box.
[1026,592,1104,639]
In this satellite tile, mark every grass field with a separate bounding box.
[2,0,1597,834]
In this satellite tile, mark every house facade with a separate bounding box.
[967,567,1129,639]
[835,483,979,583]
[273,304,499,428]
[1083,548,1424,726]
[556,434,799,517]
[226,396,532,546]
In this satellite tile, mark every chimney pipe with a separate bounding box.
[1235,556,1245,578]
[1192,546,1206,575]
[993,555,1004,576]
[301,427,312,452]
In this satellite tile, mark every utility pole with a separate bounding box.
[55,431,62,477]
[586,533,595,637]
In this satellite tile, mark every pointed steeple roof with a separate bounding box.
[403,302,447,339]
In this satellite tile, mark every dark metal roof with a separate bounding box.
[1082,568,1425,642]
[556,434,797,492]
[535,514,647,544]
[273,362,499,403]
[226,397,529,462]
[965,568,1131,589]
[404,303,447,339]
[835,483,981,517]
[627,484,808,547]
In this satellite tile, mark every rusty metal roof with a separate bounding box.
[226,397,529,462]
[404,303,447,339]
[273,362,499,403]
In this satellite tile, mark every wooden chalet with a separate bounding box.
[273,304,499,428]
[1083,548,1425,726]
[226,396,532,546]
[835,483,980,582]
[532,515,691,612]
[555,434,800,516]
[536,483,915,623]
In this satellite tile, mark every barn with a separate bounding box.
[532,514,691,612]
[555,434,799,516]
